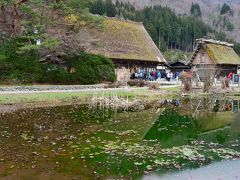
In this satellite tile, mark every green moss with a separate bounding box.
[206,44,240,65]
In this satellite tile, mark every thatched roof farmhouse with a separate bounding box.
[48,17,166,82]
[78,18,166,81]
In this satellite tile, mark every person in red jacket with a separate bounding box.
[228,72,233,79]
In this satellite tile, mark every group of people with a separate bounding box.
[166,71,180,81]
[130,69,160,81]
[131,69,180,82]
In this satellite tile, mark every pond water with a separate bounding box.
[0,97,240,179]
[143,160,240,180]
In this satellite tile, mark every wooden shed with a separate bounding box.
[169,60,191,74]
[190,38,240,81]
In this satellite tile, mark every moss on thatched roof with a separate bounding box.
[83,18,165,63]
[206,43,240,65]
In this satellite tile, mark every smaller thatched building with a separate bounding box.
[190,38,240,81]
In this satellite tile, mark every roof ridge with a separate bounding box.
[91,14,144,25]
[104,16,143,25]
[196,38,234,47]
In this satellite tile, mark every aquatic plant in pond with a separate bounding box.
[72,106,115,123]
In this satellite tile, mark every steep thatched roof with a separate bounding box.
[206,44,240,65]
[82,18,166,63]
[191,38,240,65]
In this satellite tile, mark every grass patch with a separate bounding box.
[159,86,181,92]
[0,89,155,105]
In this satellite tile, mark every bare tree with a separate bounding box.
[180,71,192,92]
[203,68,217,93]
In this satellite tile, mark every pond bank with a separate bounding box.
[0,88,178,114]
[0,85,239,114]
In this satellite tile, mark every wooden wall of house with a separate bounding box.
[192,47,217,81]
[192,47,214,65]
[171,67,190,74]
[115,67,131,82]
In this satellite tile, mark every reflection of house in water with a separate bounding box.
[186,98,240,114]
[180,98,240,133]
[142,101,240,146]
[233,100,239,113]
[143,99,240,146]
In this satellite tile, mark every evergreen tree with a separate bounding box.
[89,0,105,15]
[190,3,202,18]
[234,43,240,55]
[220,3,233,15]
[105,0,116,17]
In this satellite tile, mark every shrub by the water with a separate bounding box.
[41,64,70,84]
[0,39,116,85]
[67,53,116,84]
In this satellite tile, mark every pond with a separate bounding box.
[0,97,240,179]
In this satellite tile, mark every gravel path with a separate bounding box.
[0,84,180,94]
[0,84,151,94]
[0,84,106,92]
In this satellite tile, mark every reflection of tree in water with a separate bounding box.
[144,108,197,147]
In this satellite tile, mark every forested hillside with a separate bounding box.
[116,0,240,42]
